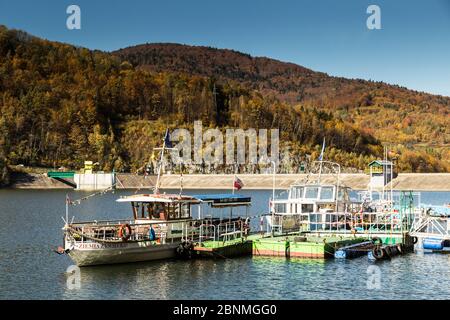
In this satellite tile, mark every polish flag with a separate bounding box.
[234,176,244,191]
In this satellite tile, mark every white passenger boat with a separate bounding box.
[62,192,252,266]
[60,130,252,266]
[63,193,201,266]
[265,160,414,236]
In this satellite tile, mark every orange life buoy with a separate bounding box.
[118,224,132,241]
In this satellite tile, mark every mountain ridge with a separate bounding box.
[114,42,450,171]
[0,25,448,180]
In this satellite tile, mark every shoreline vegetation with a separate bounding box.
[0,26,449,178]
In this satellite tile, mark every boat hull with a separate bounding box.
[67,241,179,267]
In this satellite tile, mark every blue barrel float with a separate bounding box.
[423,237,444,251]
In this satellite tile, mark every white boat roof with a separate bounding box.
[117,194,200,204]
[290,183,350,189]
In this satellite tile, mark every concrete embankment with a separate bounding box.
[7,172,450,191]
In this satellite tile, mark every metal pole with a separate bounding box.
[271,161,276,237]
[65,195,69,226]
[272,161,276,205]
[232,174,235,195]
[318,160,323,185]
[154,139,166,194]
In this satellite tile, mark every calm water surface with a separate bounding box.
[0,189,449,300]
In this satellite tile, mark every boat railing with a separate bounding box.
[67,219,199,244]
[267,211,413,236]
[68,217,249,245]
[198,223,216,242]
[188,219,246,244]
[410,215,449,238]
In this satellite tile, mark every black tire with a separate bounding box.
[384,246,391,257]
[372,247,384,260]
[412,236,418,244]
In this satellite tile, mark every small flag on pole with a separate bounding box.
[164,129,173,148]
[318,138,326,161]
[234,176,244,191]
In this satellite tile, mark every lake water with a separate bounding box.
[0,188,449,300]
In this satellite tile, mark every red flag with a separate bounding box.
[234,176,244,191]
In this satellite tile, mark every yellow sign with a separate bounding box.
[84,161,93,174]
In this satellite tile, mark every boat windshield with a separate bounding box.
[305,187,319,199]
[291,186,304,199]
[320,187,334,200]
[274,203,286,213]
[131,201,191,220]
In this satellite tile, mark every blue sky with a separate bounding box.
[1,0,450,96]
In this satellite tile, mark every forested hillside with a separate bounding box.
[115,43,450,172]
[0,25,448,185]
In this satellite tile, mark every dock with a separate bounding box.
[189,232,416,260]
[193,238,253,258]
[252,235,369,258]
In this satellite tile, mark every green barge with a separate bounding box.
[192,232,415,259]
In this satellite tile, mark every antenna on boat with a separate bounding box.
[153,129,177,194]
[63,193,70,227]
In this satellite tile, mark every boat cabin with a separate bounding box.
[192,194,251,220]
[272,184,353,215]
[117,194,200,223]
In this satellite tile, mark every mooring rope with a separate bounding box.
[68,183,117,206]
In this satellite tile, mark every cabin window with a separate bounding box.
[131,202,138,219]
[320,187,334,200]
[153,203,167,220]
[305,187,319,199]
[180,204,190,218]
[274,203,286,213]
[302,204,314,213]
[338,188,350,201]
[173,203,190,219]
[168,204,177,219]
[291,187,304,199]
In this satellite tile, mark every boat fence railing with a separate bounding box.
[69,217,248,245]
[198,224,216,242]
[410,215,450,238]
[217,220,244,242]
[190,219,245,244]
[68,219,199,244]
[267,211,415,236]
